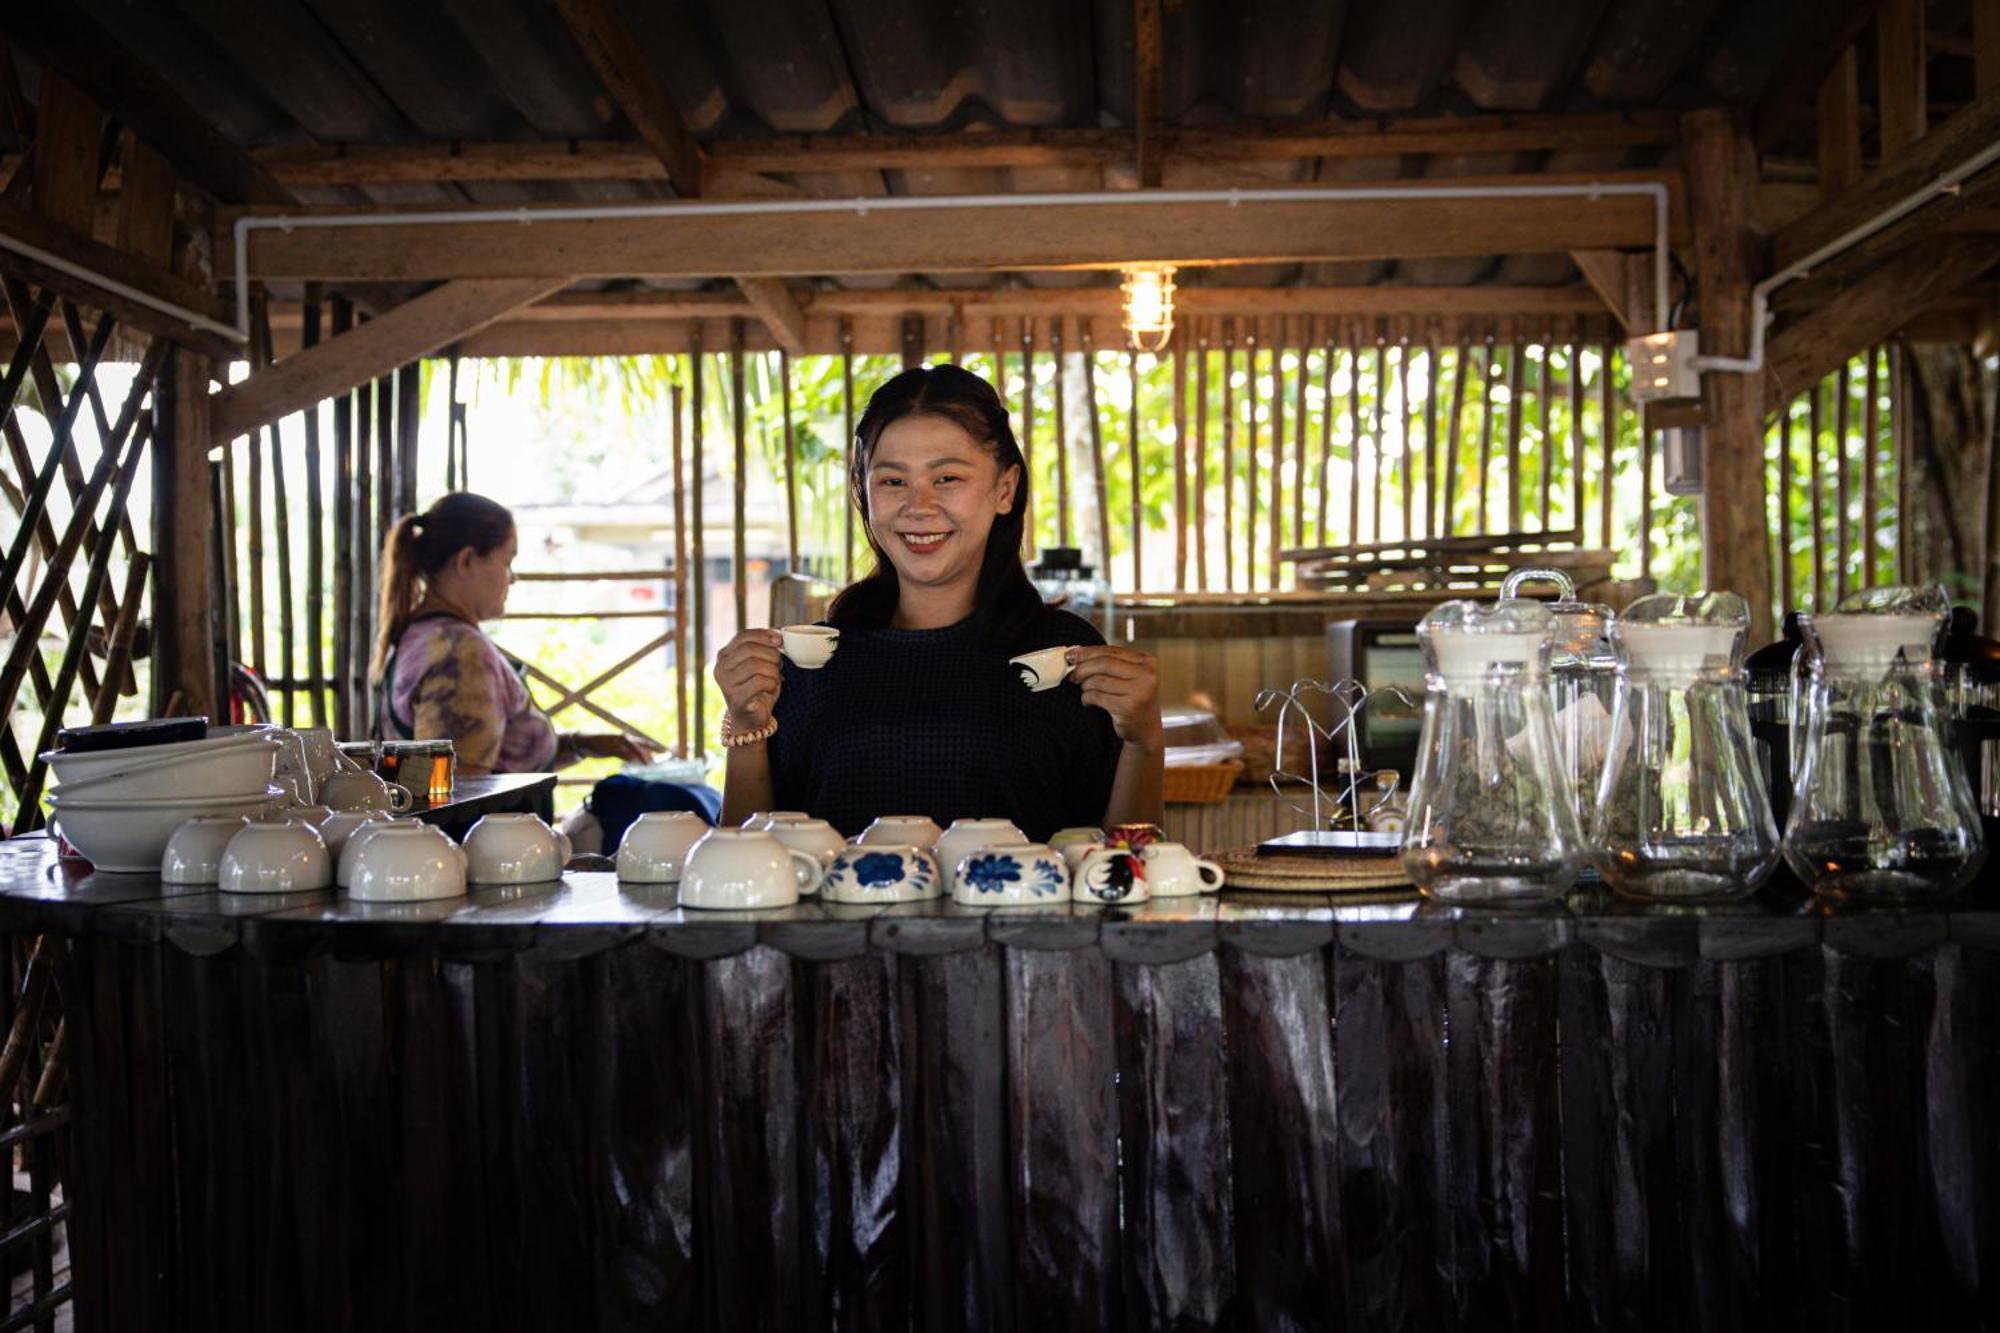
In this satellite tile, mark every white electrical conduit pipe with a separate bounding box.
[0,231,247,344]
[1690,134,2000,375]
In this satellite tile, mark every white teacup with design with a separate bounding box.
[858,815,943,850]
[618,811,711,883]
[1139,841,1226,897]
[1009,646,1073,691]
[465,812,573,885]
[678,829,823,910]
[1072,844,1152,906]
[1050,827,1105,871]
[780,624,840,669]
[934,818,1026,892]
[768,818,845,878]
[824,843,939,904]
[953,843,1069,907]
[219,820,333,894]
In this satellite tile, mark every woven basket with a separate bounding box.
[1164,760,1244,805]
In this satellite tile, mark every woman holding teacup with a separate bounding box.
[372,492,661,775]
[714,364,1164,839]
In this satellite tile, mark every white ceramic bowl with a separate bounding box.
[857,815,943,850]
[618,811,711,883]
[464,812,572,884]
[345,822,467,902]
[50,787,285,873]
[218,821,333,894]
[160,815,253,884]
[740,810,809,830]
[42,726,275,785]
[823,843,940,904]
[678,828,822,910]
[44,735,280,802]
[768,818,846,874]
[316,809,393,859]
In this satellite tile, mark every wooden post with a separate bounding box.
[730,320,747,632]
[1051,318,1070,548]
[780,350,798,569]
[1194,320,1209,591]
[691,338,708,751]
[1425,336,1443,540]
[1020,321,1036,558]
[1267,326,1283,589]
[1475,343,1496,533]
[1221,319,1236,589]
[150,349,214,718]
[1346,332,1362,549]
[1172,332,1187,590]
[1893,342,1911,581]
[1686,107,1775,637]
[1442,342,1469,538]
[1567,343,1583,534]
[330,296,353,737]
[1398,334,1415,541]
[1777,399,1796,613]
[1080,323,1111,576]
[1245,331,1261,589]
[1862,348,1881,589]
[397,361,421,519]
[1536,337,1552,530]
[1878,0,1928,155]
[1369,337,1386,543]
[1807,385,1827,607]
[1317,330,1335,546]
[1128,350,1142,591]
[1292,318,1311,561]
[1598,343,1616,549]
[670,382,688,757]
[1834,364,1852,600]
[246,354,267,680]
[1504,341,1525,533]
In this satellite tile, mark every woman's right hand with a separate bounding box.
[715,628,785,731]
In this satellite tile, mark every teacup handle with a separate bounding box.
[786,848,824,895]
[384,782,415,814]
[1194,858,1226,890]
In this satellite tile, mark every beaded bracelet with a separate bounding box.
[719,714,778,748]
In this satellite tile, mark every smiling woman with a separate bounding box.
[712,365,1165,839]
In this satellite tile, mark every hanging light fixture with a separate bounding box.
[1120,264,1177,353]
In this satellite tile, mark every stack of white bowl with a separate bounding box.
[43,729,285,873]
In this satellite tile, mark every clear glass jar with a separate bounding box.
[1500,568,1617,831]
[1401,599,1581,904]
[1783,585,1986,900]
[1593,593,1779,902]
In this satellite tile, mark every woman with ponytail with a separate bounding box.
[372,492,660,775]
[712,364,1163,837]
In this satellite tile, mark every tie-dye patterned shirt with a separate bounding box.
[377,613,560,773]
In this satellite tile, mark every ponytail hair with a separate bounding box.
[369,491,515,683]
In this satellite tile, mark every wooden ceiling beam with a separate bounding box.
[209,277,569,445]
[0,3,292,205]
[732,276,807,355]
[1751,0,1888,150]
[1568,250,1654,332]
[550,0,702,196]
[236,179,1670,282]
[1878,0,1929,155]
[1134,0,1163,188]
[249,111,1680,185]
[0,199,234,355]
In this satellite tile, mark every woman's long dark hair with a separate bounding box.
[827,364,1043,646]
[369,491,515,682]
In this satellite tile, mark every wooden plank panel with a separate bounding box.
[1877,0,1928,155]
[114,134,176,266]
[551,0,703,194]
[0,199,235,355]
[29,71,102,236]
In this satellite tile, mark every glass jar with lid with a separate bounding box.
[1499,568,1617,831]
[1783,585,1985,899]
[1593,592,1779,901]
[1400,598,1581,904]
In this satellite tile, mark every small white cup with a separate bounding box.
[346,822,467,902]
[824,843,940,904]
[278,804,336,828]
[767,818,846,879]
[742,810,810,830]
[953,843,1069,906]
[1072,844,1153,906]
[322,769,415,814]
[934,818,1027,893]
[219,820,333,894]
[465,812,573,885]
[161,815,253,885]
[618,811,711,883]
[1009,646,1073,691]
[780,624,839,669]
[858,815,943,850]
[1138,841,1226,897]
[316,809,393,859]
[678,829,824,910]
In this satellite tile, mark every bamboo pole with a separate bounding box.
[1441,342,1469,538]
[1194,319,1210,592]
[1475,342,1496,534]
[1128,349,1142,589]
[779,349,798,570]
[1221,319,1236,589]
[1267,323,1284,589]
[1639,424,1655,582]
[1317,329,1335,546]
[1598,343,1616,550]
[1777,399,1796,613]
[1504,340,1525,532]
[730,320,748,631]
[1346,331,1361,549]
[1425,337,1442,539]
[52,298,141,662]
[1369,337,1385,544]
[0,310,109,634]
[1397,334,1414,542]
[1052,317,1070,548]
[1862,347,1881,588]
[1080,323,1111,574]
[253,295,295,727]
[331,296,353,738]
[1020,320,1036,556]
[1,417,98,714]
[1834,363,1852,600]
[1808,382,1827,607]
[842,321,856,583]
[1893,342,1910,582]
[301,286,326,728]
[0,289,51,438]
[1244,329,1261,588]
[1172,331,1187,590]
[1294,317,1312,558]
[670,382,688,756]
[91,553,149,724]
[691,340,708,750]
[247,336,266,680]
[397,361,421,520]
[1537,337,1553,530]
[1567,342,1583,534]
[375,370,395,540]
[350,359,374,731]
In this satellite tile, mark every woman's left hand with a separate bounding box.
[1068,645,1164,750]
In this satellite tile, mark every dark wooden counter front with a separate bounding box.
[3,833,1995,1332]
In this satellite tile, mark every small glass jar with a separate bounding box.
[1401,598,1581,904]
[425,740,456,805]
[1593,592,1779,902]
[1500,568,1617,832]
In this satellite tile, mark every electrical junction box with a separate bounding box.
[1626,329,1702,403]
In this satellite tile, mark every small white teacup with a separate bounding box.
[316,809,394,860]
[1138,841,1226,897]
[1072,844,1152,906]
[678,829,824,910]
[161,815,252,885]
[780,624,839,669]
[742,810,809,829]
[767,817,846,878]
[1050,827,1105,871]
[953,843,1069,907]
[322,769,415,814]
[277,804,336,828]
[824,843,940,904]
[1009,646,1073,691]
[465,812,573,885]
[934,818,1027,892]
[345,822,467,902]
[219,820,333,895]
[617,811,711,883]
[858,815,943,850]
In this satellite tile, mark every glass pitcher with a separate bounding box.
[1593,593,1779,901]
[1401,599,1581,904]
[1500,567,1617,831]
[1783,585,1986,900]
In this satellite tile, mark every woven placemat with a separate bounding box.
[1213,846,1415,893]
